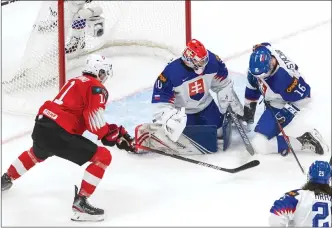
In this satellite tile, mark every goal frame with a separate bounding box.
[57,0,192,90]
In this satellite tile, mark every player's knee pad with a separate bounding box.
[90,146,112,167]
[252,133,278,155]
[28,147,46,163]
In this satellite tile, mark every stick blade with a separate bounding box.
[231,160,260,173]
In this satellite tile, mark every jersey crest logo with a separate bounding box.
[188,78,205,101]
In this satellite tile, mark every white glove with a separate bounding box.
[217,79,244,116]
[152,105,187,142]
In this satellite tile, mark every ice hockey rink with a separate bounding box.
[1,1,331,226]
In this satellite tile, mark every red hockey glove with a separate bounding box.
[101,124,135,152]
[101,124,120,147]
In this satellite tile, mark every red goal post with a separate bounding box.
[2,0,192,115]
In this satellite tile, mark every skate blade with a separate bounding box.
[71,211,104,222]
[1,183,13,191]
[312,129,329,154]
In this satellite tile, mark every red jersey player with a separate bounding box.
[1,54,135,222]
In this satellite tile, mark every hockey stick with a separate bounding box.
[264,101,305,174]
[227,106,256,156]
[255,80,305,174]
[136,144,260,174]
[1,0,18,6]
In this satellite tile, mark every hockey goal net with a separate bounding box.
[2,0,191,115]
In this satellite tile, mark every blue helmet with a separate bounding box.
[249,48,272,78]
[308,160,331,184]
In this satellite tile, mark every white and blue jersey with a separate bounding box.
[245,43,311,141]
[245,43,311,108]
[269,189,331,227]
[151,50,230,128]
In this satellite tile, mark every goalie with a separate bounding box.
[135,39,244,155]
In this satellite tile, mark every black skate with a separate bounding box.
[1,173,13,191]
[65,37,86,54]
[296,129,328,155]
[71,185,104,222]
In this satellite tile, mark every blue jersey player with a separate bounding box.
[240,42,328,156]
[134,39,243,154]
[269,160,331,226]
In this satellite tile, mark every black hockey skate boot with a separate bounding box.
[1,173,13,191]
[65,36,86,54]
[71,185,104,222]
[296,129,328,155]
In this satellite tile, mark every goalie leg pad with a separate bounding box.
[182,125,218,152]
[135,124,219,155]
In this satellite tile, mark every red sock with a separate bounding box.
[79,147,111,197]
[7,148,44,180]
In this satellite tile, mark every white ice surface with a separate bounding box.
[1,1,331,226]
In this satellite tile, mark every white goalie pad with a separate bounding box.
[135,123,223,155]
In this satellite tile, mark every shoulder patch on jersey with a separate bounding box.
[215,54,222,62]
[285,77,299,93]
[92,86,103,94]
[92,86,109,101]
[158,73,167,83]
[285,189,300,197]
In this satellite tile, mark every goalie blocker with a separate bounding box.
[134,112,232,155]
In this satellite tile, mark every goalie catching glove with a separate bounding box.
[152,105,187,142]
[101,124,135,152]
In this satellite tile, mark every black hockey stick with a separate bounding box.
[1,0,18,6]
[137,145,260,174]
[227,106,256,156]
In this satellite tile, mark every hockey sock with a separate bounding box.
[7,148,44,180]
[277,135,302,155]
[78,147,112,197]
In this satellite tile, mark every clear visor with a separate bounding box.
[98,64,113,83]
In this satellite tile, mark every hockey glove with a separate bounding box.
[101,124,120,147]
[275,103,300,125]
[116,126,135,152]
[238,101,257,132]
[153,104,187,142]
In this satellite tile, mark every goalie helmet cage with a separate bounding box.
[2,0,192,115]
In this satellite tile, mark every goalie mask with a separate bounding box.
[83,54,113,84]
[182,39,209,74]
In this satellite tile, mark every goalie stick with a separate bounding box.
[227,106,256,156]
[136,144,260,174]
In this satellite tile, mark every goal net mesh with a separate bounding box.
[2,1,189,115]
